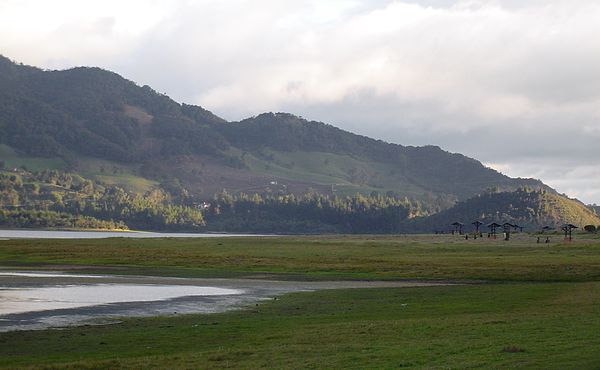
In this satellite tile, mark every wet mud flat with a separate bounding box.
[0,271,451,332]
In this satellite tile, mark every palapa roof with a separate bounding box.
[562,223,578,229]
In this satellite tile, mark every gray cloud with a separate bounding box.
[1,0,600,203]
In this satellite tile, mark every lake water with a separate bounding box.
[0,229,266,239]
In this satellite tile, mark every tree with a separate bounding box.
[584,225,597,233]
[80,179,94,194]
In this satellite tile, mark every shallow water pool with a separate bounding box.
[0,284,242,315]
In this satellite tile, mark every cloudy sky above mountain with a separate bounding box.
[1,0,599,203]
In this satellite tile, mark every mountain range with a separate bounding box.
[1,54,598,231]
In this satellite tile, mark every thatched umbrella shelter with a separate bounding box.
[450,221,464,235]
[472,220,484,235]
[502,222,515,241]
[561,224,578,241]
[487,222,502,239]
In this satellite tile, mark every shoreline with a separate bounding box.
[0,228,275,239]
[0,270,455,332]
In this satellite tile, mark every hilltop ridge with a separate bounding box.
[410,188,600,233]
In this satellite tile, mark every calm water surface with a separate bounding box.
[0,283,241,315]
[0,229,266,239]
[0,271,254,332]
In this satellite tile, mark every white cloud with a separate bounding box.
[1,0,600,202]
[486,161,600,205]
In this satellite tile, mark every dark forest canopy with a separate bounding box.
[205,191,410,234]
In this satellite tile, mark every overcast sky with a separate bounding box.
[1,0,599,203]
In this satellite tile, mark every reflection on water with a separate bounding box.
[0,229,267,239]
[0,284,242,315]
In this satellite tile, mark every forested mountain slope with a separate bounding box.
[0,55,544,210]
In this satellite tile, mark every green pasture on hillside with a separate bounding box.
[0,144,66,172]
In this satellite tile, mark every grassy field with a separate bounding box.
[1,234,600,281]
[244,149,429,197]
[0,144,155,193]
[75,157,157,193]
[0,144,66,171]
[2,234,600,368]
[2,283,600,369]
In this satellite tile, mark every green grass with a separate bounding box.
[244,149,428,197]
[2,283,600,369]
[0,144,66,171]
[0,145,154,193]
[3,234,600,368]
[2,234,600,281]
[75,157,157,193]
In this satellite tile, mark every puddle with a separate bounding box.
[0,284,242,315]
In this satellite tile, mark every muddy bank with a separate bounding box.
[0,271,453,332]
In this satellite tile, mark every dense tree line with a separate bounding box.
[3,168,597,234]
[204,191,410,233]
[0,170,204,231]
[0,209,127,230]
[62,187,205,231]
[1,169,415,233]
